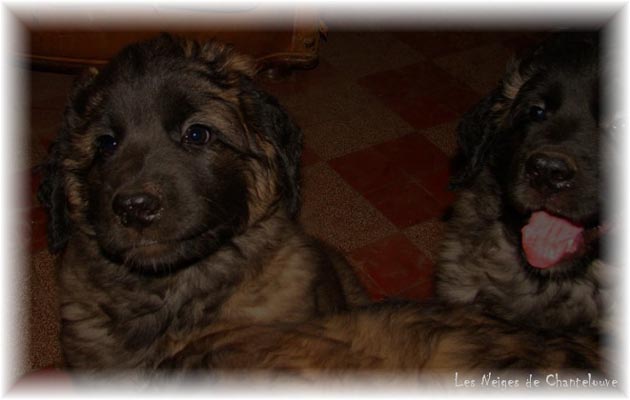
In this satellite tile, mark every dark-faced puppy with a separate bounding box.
[436,32,613,332]
[38,35,367,373]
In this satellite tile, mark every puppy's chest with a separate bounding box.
[216,251,318,323]
[59,244,319,369]
[441,209,602,329]
[59,260,235,369]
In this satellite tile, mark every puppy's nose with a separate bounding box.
[113,192,161,228]
[525,151,576,192]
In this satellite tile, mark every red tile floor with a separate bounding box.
[263,31,544,300]
[26,31,546,372]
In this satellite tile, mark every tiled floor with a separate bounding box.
[262,31,544,300]
[26,30,545,371]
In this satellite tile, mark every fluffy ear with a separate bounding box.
[449,88,505,189]
[37,140,70,253]
[36,67,99,253]
[244,87,303,218]
[189,35,301,217]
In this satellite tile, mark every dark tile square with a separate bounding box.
[363,179,442,228]
[358,60,480,128]
[358,61,453,98]
[328,147,407,195]
[31,206,48,253]
[301,146,320,167]
[349,233,433,295]
[415,166,457,213]
[394,32,505,59]
[374,133,450,179]
[384,95,460,130]
[396,279,434,301]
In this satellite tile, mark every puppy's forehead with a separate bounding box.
[512,50,598,108]
[108,58,219,102]
[100,61,240,131]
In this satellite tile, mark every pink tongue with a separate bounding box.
[521,211,584,269]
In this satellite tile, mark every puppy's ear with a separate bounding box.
[449,89,506,189]
[37,67,99,253]
[37,141,70,253]
[244,87,303,218]
[191,38,301,216]
[191,39,257,83]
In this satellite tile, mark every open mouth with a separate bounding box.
[521,210,605,269]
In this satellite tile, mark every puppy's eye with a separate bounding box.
[97,135,119,157]
[183,124,212,145]
[529,105,547,122]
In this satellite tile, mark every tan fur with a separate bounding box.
[501,58,525,100]
[160,303,602,381]
[244,140,280,223]
[218,232,325,322]
[201,40,258,79]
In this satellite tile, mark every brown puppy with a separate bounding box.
[436,33,614,333]
[38,34,367,373]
